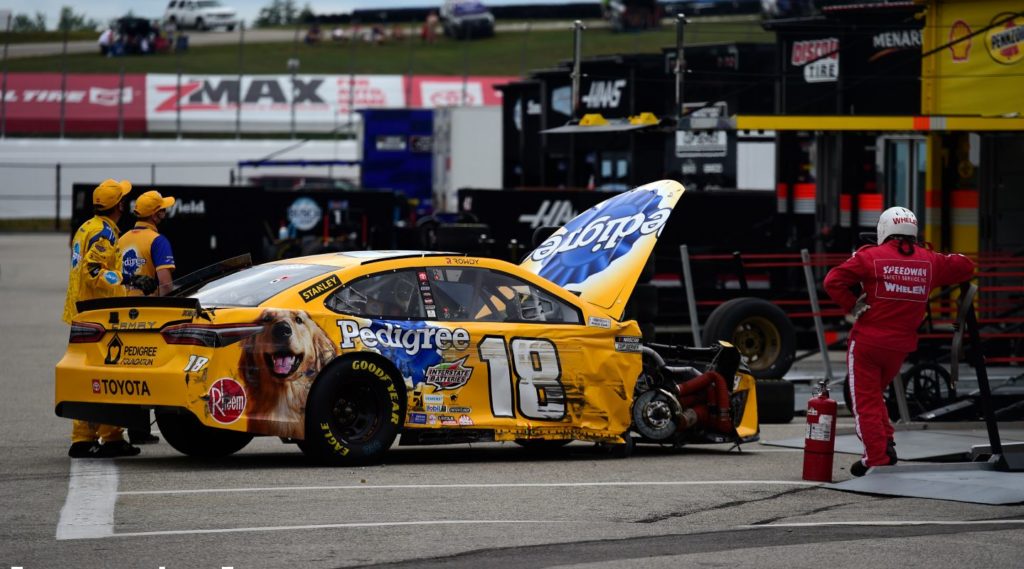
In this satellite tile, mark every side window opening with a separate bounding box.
[325,269,426,319]
[427,267,581,324]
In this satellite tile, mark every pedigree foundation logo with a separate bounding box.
[986,13,1024,65]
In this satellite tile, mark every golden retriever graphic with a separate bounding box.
[239,309,336,438]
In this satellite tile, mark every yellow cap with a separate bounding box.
[92,179,132,209]
[133,190,176,217]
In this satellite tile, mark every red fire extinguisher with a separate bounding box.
[803,380,838,482]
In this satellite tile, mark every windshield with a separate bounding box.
[192,263,335,307]
[453,1,488,16]
[196,1,223,8]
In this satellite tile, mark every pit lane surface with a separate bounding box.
[2,233,1023,569]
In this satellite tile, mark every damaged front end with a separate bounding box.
[632,341,759,446]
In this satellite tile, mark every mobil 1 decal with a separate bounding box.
[479,335,565,421]
[337,319,470,388]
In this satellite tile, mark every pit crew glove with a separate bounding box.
[846,293,870,324]
[127,275,158,296]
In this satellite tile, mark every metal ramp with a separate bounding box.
[826,461,1024,505]
[778,284,1024,505]
[763,424,1024,461]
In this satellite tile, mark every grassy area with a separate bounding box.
[4,22,772,76]
[2,31,97,44]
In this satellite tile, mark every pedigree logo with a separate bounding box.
[986,13,1024,65]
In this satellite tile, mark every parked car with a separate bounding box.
[164,0,239,31]
[439,0,495,40]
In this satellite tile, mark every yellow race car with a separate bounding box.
[56,180,759,464]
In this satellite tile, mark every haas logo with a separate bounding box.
[519,200,577,229]
[581,80,626,109]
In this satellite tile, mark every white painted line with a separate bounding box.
[741,520,1024,529]
[120,480,819,496]
[83,520,568,540]
[56,460,119,540]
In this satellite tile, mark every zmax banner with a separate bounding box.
[0,73,514,134]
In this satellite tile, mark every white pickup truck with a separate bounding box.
[163,0,239,31]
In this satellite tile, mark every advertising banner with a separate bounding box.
[926,0,1024,115]
[409,76,514,108]
[1,73,147,134]
[146,74,513,132]
[145,74,405,132]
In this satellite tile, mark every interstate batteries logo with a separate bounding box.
[425,356,473,390]
[528,188,671,286]
[208,378,247,424]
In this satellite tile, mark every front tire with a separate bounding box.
[301,358,405,466]
[155,410,253,458]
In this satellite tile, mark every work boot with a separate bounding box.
[850,459,869,477]
[887,438,898,465]
[68,441,103,458]
[98,440,141,458]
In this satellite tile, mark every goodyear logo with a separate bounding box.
[299,274,341,302]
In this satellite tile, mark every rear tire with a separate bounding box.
[301,358,405,466]
[155,411,253,458]
[701,297,796,379]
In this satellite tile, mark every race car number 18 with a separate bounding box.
[478,336,566,421]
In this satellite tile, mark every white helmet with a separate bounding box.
[877,207,918,245]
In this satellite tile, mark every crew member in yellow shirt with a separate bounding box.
[119,190,177,444]
[63,179,142,458]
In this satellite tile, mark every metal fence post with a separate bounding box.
[59,27,69,139]
[235,19,245,140]
[1,12,11,139]
[55,163,61,231]
[801,248,833,383]
[117,62,125,139]
[680,244,702,347]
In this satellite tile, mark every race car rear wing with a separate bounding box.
[75,296,201,314]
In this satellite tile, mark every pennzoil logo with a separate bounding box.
[425,356,473,391]
[986,13,1024,65]
[299,274,341,302]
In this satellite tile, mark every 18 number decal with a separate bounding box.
[479,336,566,420]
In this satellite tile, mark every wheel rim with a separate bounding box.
[730,316,781,372]
[330,380,383,443]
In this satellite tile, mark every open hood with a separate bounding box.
[520,180,684,318]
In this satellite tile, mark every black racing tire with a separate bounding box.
[755,378,795,424]
[155,410,253,458]
[196,18,207,31]
[301,357,405,466]
[701,297,796,379]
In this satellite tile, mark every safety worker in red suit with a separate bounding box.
[118,190,177,445]
[63,179,143,458]
[824,207,975,476]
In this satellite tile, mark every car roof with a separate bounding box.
[272,250,459,269]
